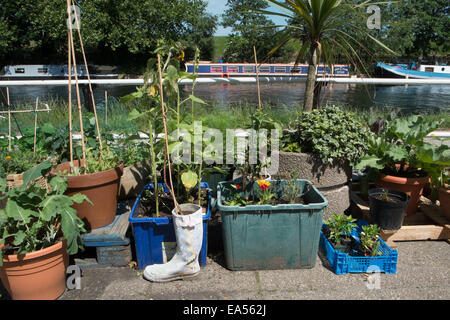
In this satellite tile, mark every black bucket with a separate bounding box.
[368,188,410,230]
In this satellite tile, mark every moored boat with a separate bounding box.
[0,64,118,80]
[376,62,450,79]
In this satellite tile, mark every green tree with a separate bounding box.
[382,0,449,60]
[252,0,396,112]
[0,0,217,66]
[221,0,292,62]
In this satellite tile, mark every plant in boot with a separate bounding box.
[360,224,382,257]
[324,213,357,250]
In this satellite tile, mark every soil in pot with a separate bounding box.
[376,169,428,216]
[136,188,209,218]
[368,188,410,231]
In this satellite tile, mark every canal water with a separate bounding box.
[1,82,449,113]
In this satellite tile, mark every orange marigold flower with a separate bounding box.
[5,155,11,159]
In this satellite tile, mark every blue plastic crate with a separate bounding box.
[320,220,398,275]
[129,182,211,270]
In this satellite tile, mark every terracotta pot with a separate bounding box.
[52,160,124,230]
[0,240,68,300]
[438,187,450,220]
[376,173,429,216]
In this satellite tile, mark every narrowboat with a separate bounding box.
[0,65,118,80]
[185,62,350,77]
[376,62,450,79]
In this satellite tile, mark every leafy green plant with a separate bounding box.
[359,224,381,257]
[224,184,249,207]
[325,213,357,246]
[0,161,91,265]
[356,115,450,181]
[290,106,370,165]
[0,148,48,178]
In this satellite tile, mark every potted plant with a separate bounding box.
[0,162,90,300]
[114,138,152,200]
[417,143,450,219]
[217,176,328,271]
[356,115,443,215]
[322,213,357,253]
[320,220,397,275]
[278,106,370,218]
[368,188,410,230]
[52,144,123,231]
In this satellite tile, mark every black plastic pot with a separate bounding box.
[368,188,410,230]
[333,237,353,254]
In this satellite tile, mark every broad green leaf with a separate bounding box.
[49,176,68,195]
[189,95,206,105]
[181,171,198,190]
[355,156,384,170]
[5,200,35,223]
[71,193,93,205]
[60,207,85,255]
[13,230,27,246]
[22,160,52,186]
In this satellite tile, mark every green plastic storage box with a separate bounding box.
[217,179,328,270]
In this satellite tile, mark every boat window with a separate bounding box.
[244,66,255,73]
[258,66,270,73]
[14,68,25,74]
[227,66,239,73]
[274,66,287,73]
[290,67,301,73]
[211,66,223,73]
[425,67,434,72]
[37,68,48,74]
[442,68,446,72]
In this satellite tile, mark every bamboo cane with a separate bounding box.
[6,87,11,151]
[254,46,262,110]
[67,2,87,171]
[71,0,103,158]
[68,28,73,163]
[104,90,108,127]
[157,54,181,215]
[33,97,39,154]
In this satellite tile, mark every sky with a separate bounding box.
[206,0,287,36]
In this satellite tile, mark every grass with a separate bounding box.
[1,95,449,138]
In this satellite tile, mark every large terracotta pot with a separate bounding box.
[52,160,124,230]
[438,187,450,220]
[0,240,68,300]
[376,173,429,216]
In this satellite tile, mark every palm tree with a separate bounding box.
[248,0,396,111]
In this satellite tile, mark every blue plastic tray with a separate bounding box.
[129,182,211,270]
[320,220,398,275]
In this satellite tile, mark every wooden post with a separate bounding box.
[104,90,108,127]
[67,1,87,171]
[68,27,73,163]
[6,87,11,151]
[253,46,262,110]
[33,97,39,154]
[71,0,103,158]
[157,54,180,215]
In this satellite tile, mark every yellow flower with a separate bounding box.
[257,179,271,190]
[175,51,185,61]
[5,155,11,160]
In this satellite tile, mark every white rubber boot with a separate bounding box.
[143,203,203,282]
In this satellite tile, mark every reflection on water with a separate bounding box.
[1,82,449,113]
